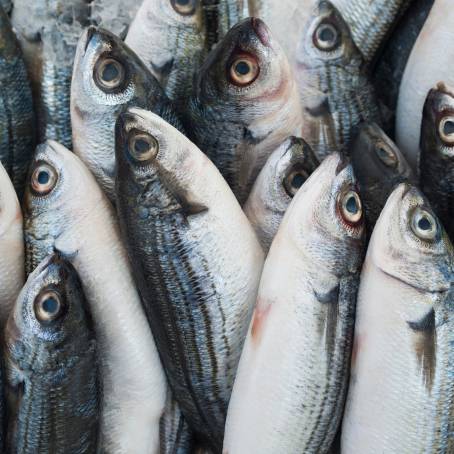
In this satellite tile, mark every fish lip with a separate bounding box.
[250,17,271,48]
[83,25,97,53]
[335,153,350,175]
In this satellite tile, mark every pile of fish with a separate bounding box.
[0,0,452,452]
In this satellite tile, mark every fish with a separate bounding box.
[373,0,435,136]
[396,0,454,171]
[4,254,98,453]
[330,0,412,63]
[244,136,319,251]
[0,163,24,327]
[71,26,184,202]
[115,108,264,451]
[351,123,415,234]
[0,5,35,199]
[420,85,454,240]
[223,153,366,454]
[341,183,454,453]
[23,140,168,453]
[185,17,303,204]
[11,0,142,149]
[294,0,381,160]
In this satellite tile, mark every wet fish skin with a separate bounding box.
[0,5,35,199]
[223,153,365,454]
[342,184,454,453]
[0,163,24,327]
[294,0,381,160]
[115,108,264,451]
[23,140,168,453]
[420,85,454,240]
[71,26,183,202]
[351,123,415,234]
[185,17,303,204]
[244,136,319,251]
[5,254,98,454]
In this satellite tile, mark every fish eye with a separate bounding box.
[94,57,125,91]
[128,131,159,163]
[313,21,340,52]
[229,55,259,87]
[375,142,398,168]
[338,189,363,225]
[283,167,308,197]
[411,208,438,241]
[438,116,454,146]
[34,290,65,324]
[30,162,58,196]
[171,0,197,15]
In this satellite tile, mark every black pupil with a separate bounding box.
[177,0,190,4]
[319,25,335,43]
[102,62,120,83]
[42,297,58,314]
[37,170,49,185]
[418,216,432,231]
[134,138,151,154]
[346,195,358,214]
[443,120,454,136]
[291,173,305,189]
[235,61,250,76]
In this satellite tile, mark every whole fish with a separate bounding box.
[11,0,141,149]
[71,26,183,202]
[330,0,412,63]
[223,153,365,454]
[185,17,303,204]
[244,136,319,251]
[373,0,435,136]
[5,254,98,453]
[0,163,24,326]
[396,0,454,171]
[420,85,454,240]
[0,5,35,199]
[351,123,415,234]
[294,0,380,160]
[341,184,454,453]
[23,141,167,453]
[115,108,264,451]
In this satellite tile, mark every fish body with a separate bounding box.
[396,0,454,171]
[420,85,454,240]
[223,153,365,454]
[0,163,24,326]
[23,141,167,453]
[351,123,415,233]
[342,184,454,453]
[244,136,319,251]
[71,26,183,202]
[185,17,302,204]
[294,1,380,160]
[0,6,35,198]
[115,108,264,451]
[5,254,98,454]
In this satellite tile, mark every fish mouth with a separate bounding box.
[251,18,271,48]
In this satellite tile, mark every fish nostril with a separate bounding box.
[251,17,270,47]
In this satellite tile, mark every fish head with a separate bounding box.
[370,183,453,292]
[421,84,454,160]
[289,152,365,274]
[5,254,93,375]
[193,17,292,110]
[0,163,21,237]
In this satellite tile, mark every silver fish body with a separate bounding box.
[223,153,365,454]
[342,184,454,453]
[185,17,302,204]
[0,163,24,327]
[71,26,183,202]
[115,108,264,451]
[294,1,381,160]
[351,123,415,233]
[5,254,98,454]
[23,141,168,453]
[244,136,319,251]
[420,85,454,240]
